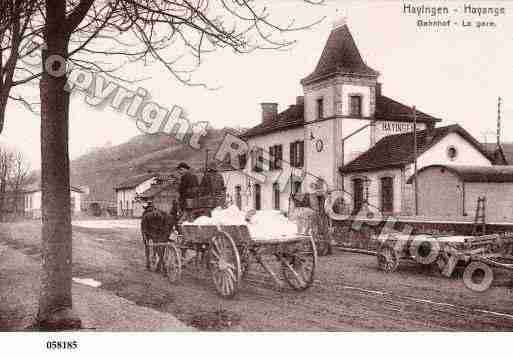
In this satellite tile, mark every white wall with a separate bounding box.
[116,177,155,216]
[223,128,304,213]
[343,168,404,215]
[415,132,492,171]
[341,84,372,117]
[25,190,81,218]
[304,78,337,123]
[135,178,155,194]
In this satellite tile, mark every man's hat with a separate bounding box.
[177,162,190,170]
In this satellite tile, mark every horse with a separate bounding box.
[140,204,179,273]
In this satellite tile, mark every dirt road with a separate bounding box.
[2,221,513,331]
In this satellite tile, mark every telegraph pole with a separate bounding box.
[497,96,502,147]
[412,106,418,216]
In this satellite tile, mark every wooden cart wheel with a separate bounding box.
[147,241,159,272]
[281,236,317,291]
[463,261,493,292]
[163,243,182,283]
[209,231,242,299]
[377,245,399,273]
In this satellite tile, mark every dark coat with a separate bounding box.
[179,171,199,199]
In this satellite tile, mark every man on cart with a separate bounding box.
[176,162,199,215]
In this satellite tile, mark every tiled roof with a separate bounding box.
[407,165,513,183]
[241,95,439,139]
[114,173,156,190]
[375,96,441,123]
[340,124,492,174]
[138,181,178,199]
[301,24,378,85]
[241,103,304,139]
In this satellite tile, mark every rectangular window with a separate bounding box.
[350,95,362,117]
[254,183,261,210]
[290,142,296,168]
[289,141,304,168]
[317,98,324,120]
[298,141,304,167]
[352,178,364,214]
[252,147,264,172]
[381,177,394,214]
[269,144,283,170]
[238,153,247,170]
[273,183,280,210]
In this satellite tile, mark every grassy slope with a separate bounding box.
[69,128,231,203]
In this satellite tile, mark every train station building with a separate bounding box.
[222,18,507,219]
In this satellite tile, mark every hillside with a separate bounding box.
[70,128,238,203]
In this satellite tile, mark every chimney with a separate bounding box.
[261,102,278,125]
[296,96,304,106]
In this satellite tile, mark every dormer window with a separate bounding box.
[350,95,362,117]
[316,98,324,120]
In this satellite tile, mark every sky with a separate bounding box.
[1,0,512,169]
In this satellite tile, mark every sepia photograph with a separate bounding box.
[1,0,513,354]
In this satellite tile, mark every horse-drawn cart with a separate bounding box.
[147,224,317,298]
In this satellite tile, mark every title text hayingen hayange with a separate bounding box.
[403,4,506,17]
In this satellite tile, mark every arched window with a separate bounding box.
[350,95,362,117]
[380,177,394,214]
[352,178,364,214]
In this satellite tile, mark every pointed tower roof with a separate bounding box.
[301,22,378,85]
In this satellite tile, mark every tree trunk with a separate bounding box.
[36,1,81,329]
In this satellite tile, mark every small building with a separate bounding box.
[407,165,513,223]
[136,174,180,214]
[339,124,494,216]
[24,185,83,219]
[114,173,156,217]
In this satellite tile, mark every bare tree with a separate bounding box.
[8,150,30,216]
[1,0,325,329]
[0,147,14,222]
[0,146,31,221]
[0,1,41,133]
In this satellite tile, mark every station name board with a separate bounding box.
[381,122,414,133]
